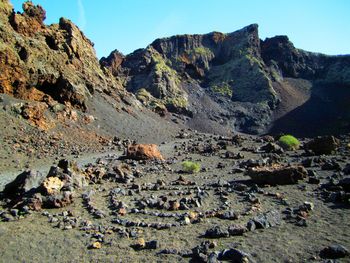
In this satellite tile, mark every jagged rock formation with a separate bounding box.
[103,24,280,133]
[103,25,350,135]
[1,0,349,136]
[0,0,121,110]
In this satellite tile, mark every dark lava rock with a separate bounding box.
[218,211,239,220]
[343,163,350,175]
[320,244,349,259]
[146,240,159,249]
[306,136,340,155]
[260,142,284,154]
[191,241,216,262]
[218,248,256,262]
[338,177,350,192]
[249,210,282,229]
[247,164,307,185]
[204,225,230,238]
[3,170,45,198]
[321,160,342,171]
[228,225,248,236]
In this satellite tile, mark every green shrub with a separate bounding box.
[211,82,233,97]
[278,135,300,150]
[182,161,201,173]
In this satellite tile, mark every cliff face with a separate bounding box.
[104,24,278,106]
[1,0,349,136]
[262,36,350,136]
[103,24,350,135]
[102,25,281,133]
[0,0,121,110]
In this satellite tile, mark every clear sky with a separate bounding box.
[11,0,350,58]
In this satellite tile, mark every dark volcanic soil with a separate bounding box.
[1,132,349,263]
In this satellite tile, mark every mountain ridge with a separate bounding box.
[1,0,349,137]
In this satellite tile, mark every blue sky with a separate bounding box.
[11,0,350,58]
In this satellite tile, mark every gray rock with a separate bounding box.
[218,211,239,220]
[250,210,282,229]
[219,248,256,262]
[204,225,229,238]
[3,170,45,198]
[228,225,248,236]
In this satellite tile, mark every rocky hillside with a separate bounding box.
[103,25,350,136]
[0,0,126,110]
[0,0,349,137]
[0,0,183,173]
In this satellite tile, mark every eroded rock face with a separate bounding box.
[126,144,164,161]
[103,25,279,130]
[0,0,121,110]
[103,23,350,135]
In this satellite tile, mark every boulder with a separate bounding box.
[126,144,164,160]
[247,164,307,185]
[306,136,340,155]
[3,170,45,198]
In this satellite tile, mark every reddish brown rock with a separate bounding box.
[126,144,164,160]
[247,164,307,185]
[0,0,122,111]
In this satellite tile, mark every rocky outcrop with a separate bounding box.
[0,0,121,111]
[262,36,350,136]
[2,159,88,210]
[103,23,350,135]
[102,24,280,134]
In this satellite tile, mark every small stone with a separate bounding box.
[183,216,191,225]
[219,248,256,262]
[246,220,256,231]
[320,244,349,259]
[204,226,229,238]
[90,241,102,249]
[118,207,127,216]
[218,211,239,220]
[10,209,19,217]
[228,225,248,236]
[303,202,314,211]
[131,238,146,250]
[146,240,159,249]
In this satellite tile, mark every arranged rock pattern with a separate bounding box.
[1,101,350,261]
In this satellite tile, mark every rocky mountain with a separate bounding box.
[102,25,350,136]
[0,0,125,110]
[0,0,349,138]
